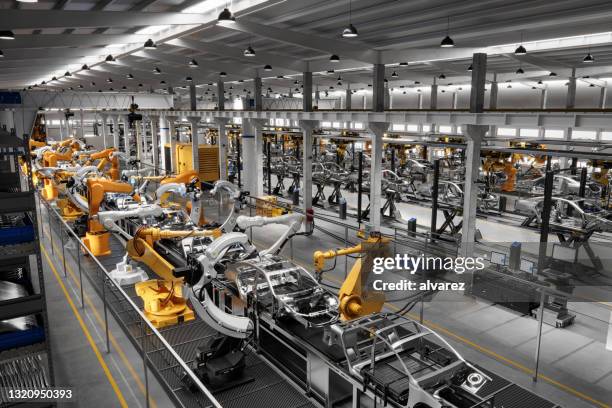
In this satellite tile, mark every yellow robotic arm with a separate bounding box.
[314,233,390,321]
[126,227,221,281]
[39,150,74,201]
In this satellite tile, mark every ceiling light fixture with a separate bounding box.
[218,6,236,24]
[105,54,115,62]
[153,67,161,74]
[391,71,398,78]
[514,32,527,55]
[189,58,199,68]
[330,54,340,63]
[64,71,72,77]
[516,66,524,74]
[126,73,134,79]
[583,51,594,63]
[107,78,113,83]
[467,64,472,71]
[186,76,193,82]
[440,16,454,48]
[399,62,408,66]
[342,0,358,38]
[81,64,89,70]
[0,31,15,40]
[548,72,557,77]
[220,72,227,77]
[244,45,256,57]
[264,64,272,71]
[160,80,166,84]
[438,73,446,79]
[144,38,157,49]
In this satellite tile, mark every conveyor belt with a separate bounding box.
[46,218,315,408]
[476,366,559,408]
[44,202,563,408]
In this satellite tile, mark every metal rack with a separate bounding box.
[0,128,54,406]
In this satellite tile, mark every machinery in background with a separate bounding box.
[164,143,220,183]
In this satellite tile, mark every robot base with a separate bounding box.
[183,336,254,393]
[83,231,112,256]
[135,280,195,329]
[110,260,149,286]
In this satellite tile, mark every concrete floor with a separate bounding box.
[248,180,612,408]
[38,206,174,408]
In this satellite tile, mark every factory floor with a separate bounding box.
[36,187,612,408]
[37,204,175,408]
[247,181,612,408]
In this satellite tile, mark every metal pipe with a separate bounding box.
[431,159,440,237]
[267,138,272,195]
[357,151,363,225]
[533,291,546,382]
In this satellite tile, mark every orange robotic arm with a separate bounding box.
[86,178,134,218]
[160,170,199,185]
[83,178,135,256]
[89,148,116,161]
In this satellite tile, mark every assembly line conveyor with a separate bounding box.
[38,198,564,408]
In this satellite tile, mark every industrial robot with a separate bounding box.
[314,230,391,321]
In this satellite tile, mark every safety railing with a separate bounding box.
[35,194,222,408]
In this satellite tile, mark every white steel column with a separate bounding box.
[100,115,108,148]
[188,117,200,173]
[159,116,169,174]
[372,63,385,112]
[300,120,317,216]
[368,121,388,231]
[79,110,85,139]
[216,118,229,180]
[242,119,265,197]
[135,121,143,161]
[561,68,577,169]
[460,52,488,259]
[111,116,120,153]
[167,116,177,173]
[303,69,313,112]
[254,74,262,111]
[121,115,130,156]
[345,84,352,110]
[461,125,486,258]
[599,82,607,109]
[149,116,159,172]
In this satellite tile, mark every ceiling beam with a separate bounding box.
[132,50,257,78]
[166,38,304,73]
[0,34,150,50]
[217,19,379,64]
[0,9,210,30]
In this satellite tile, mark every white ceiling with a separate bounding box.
[2,0,612,96]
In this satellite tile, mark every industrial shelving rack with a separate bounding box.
[0,127,54,406]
